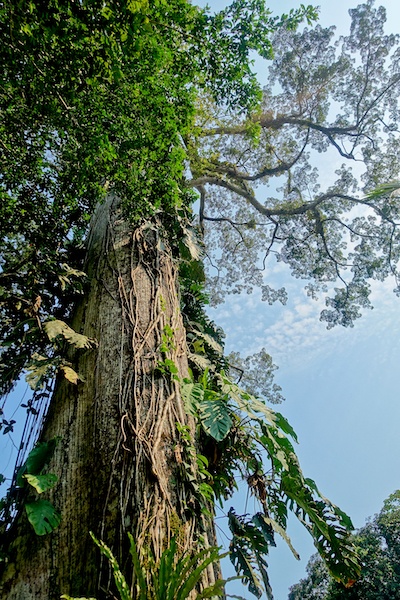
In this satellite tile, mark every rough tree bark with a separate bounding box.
[0,196,218,599]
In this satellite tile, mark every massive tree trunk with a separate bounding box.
[1,196,218,599]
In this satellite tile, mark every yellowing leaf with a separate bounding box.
[44,320,97,350]
[26,354,55,390]
[24,473,58,494]
[59,364,83,385]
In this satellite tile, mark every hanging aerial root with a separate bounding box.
[94,210,211,588]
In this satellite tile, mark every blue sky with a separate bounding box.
[2,1,400,599]
[210,268,400,598]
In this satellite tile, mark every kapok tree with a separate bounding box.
[0,1,399,599]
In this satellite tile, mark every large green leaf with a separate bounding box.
[252,513,275,548]
[229,536,262,600]
[228,509,276,599]
[199,398,232,441]
[273,411,299,443]
[254,552,273,600]
[25,438,58,475]
[279,465,360,584]
[181,381,204,415]
[44,319,97,350]
[16,438,59,486]
[25,499,61,535]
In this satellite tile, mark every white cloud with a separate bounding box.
[209,270,400,376]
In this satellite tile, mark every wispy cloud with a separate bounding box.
[209,270,400,375]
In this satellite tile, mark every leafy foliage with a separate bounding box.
[179,241,360,595]
[16,438,59,484]
[196,0,318,110]
[43,319,97,350]
[1,439,60,538]
[0,0,196,395]
[88,532,230,600]
[25,353,56,391]
[199,397,232,442]
[25,499,61,536]
[182,366,360,597]
[228,509,274,600]
[190,1,400,327]
[23,473,58,494]
[289,490,400,600]
[22,318,95,391]
[182,369,232,442]
[0,0,317,398]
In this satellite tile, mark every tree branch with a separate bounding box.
[201,114,358,138]
[208,128,310,181]
[188,177,371,219]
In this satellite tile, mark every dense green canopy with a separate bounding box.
[0,0,315,396]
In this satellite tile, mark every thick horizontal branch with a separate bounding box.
[202,114,358,138]
[190,176,371,218]
[201,114,363,160]
[208,129,310,181]
[202,214,265,227]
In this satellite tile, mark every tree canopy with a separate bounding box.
[288,490,400,600]
[1,0,400,598]
[0,0,316,395]
[191,0,400,326]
